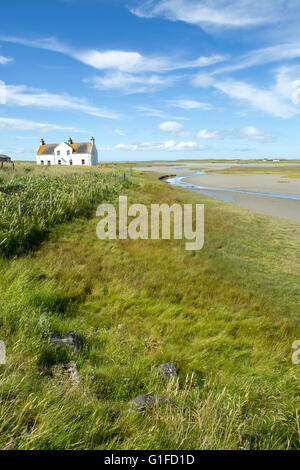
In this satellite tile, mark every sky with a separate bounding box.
[1,0,300,161]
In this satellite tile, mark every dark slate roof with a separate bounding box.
[37,142,92,156]
[0,154,11,162]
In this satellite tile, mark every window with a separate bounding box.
[58,160,61,165]
[69,160,73,166]
[67,150,70,156]
[47,161,51,165]
[40,160,44,165]
[81,159,85,165]
[57,150,60,156]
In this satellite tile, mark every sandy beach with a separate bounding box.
[182,173,300,196]
[136,164,300,223]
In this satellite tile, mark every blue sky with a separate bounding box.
[1,0,300,161]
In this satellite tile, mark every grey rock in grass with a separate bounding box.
[133,394,169,409]
[155,362,177,378]
[49,331,80,353]
[51,361,81,384]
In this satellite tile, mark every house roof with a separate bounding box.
[37,142,92,156]
[0,154,11,162]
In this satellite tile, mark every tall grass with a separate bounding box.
[0,168,299,449]
[0,168,129,257]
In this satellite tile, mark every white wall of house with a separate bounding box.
[36,139,98,166]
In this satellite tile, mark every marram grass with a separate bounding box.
[0,165,299,449]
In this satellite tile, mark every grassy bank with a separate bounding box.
[0,167,299,450]
[209,165,300,178]
[0,163,129,256]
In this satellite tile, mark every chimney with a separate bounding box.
[40,138,45,146]
[68,137,73,145]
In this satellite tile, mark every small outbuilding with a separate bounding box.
[0,154,14,169]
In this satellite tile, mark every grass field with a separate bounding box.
[0,164,299,450]
[0,163,130,257]
[209,165,300,178]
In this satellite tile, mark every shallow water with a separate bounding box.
[166,170,300,202]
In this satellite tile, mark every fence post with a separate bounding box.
[50,192,53,208]
[123,172,126,181]
[18,200,22,217]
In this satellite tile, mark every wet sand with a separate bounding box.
[135,164,300,223]
[182,173,300,196]
[182,173,300,223]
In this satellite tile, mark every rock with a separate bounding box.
[65,361,81,384]
[49,331,80,352]
[51,361,81,384]
[155,362,177,378]
[133,394,169,409]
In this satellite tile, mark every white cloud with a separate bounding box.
[129,0,292,29]
[100,140,208,152]
[0,55,13,65]
[167,99,212,110]
[214,78,296,118]
[0,117,82,132]
[158,121,183,132]
[0,35,226,73]
[196,126,273,142]
[136,105,189,120]
[197,129,219,139]
[191,73,214,88]
[1,83,119,119]
[228,126,274,142]
[213,42,300,76]
[84,71,178,94]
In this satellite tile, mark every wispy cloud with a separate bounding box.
[227,126,274,142]
[214,79,295,118]
[1,83,119,119]
[196,126,273,142]
[0,116,82,132]
[0,55,13,65]
[166,99,212,110]
[0,35,226,73]
[100,140,208,152]
[136,105,190,120]
[84,71,178,94]
[213,42,300,75]
[129,0,293,29]
[191,73,214,88]
[197,129,219,139]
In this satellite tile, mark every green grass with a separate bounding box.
[0,166,299,449]
[209,165,300,178]
[0,163,130,256]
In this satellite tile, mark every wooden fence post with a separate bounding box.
[18,200,22,217]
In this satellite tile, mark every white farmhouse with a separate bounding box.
[36,137,98,166]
